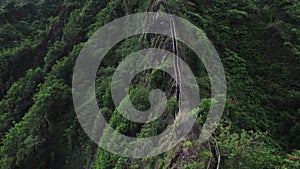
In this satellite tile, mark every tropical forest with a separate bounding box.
[0,0,299,168]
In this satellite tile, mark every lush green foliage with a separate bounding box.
[0,0,299,168]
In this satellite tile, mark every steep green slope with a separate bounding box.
[0,0,299,169]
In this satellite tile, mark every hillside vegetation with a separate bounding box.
[0,0,299,168]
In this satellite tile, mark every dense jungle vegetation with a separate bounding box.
[0,0,299,168]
